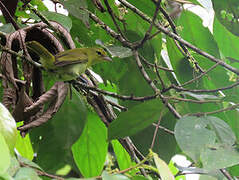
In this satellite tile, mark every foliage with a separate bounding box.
[0,0,239,179]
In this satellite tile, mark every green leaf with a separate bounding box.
[14,167,41,180]
[40,11,72,32]
[212,0,239,36]
[174,116,239,168]
[174,116,216,162]
[15,132,34,160]
[60,0,89,27]
[108,99,165,140]
[72,113,108,177]
[111,140,134,171]
[105,45,133,59]
[131,112,177,162]
[101,171,130,180]
[0,103,17,155]
[206,116,236,146]
[7,157,20,177]
[17,156,43,171]
[201,146,239,170]
[152,152,175,180]
[0,133,11,174]
[30,89,87,172]
[213,18,239,61]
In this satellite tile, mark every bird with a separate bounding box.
[26,41,112,81]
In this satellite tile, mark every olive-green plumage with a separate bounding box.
[26,41,111,81]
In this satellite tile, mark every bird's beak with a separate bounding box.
[103,56,112,61]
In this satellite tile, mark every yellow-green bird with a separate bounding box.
[26,41,112,81]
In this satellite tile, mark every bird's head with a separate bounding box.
[88,48,112,65]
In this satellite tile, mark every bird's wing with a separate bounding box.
[54,48,88,67]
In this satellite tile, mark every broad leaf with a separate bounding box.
[0,103,17,155]
[212,0,239,36]
[0,133,11,174]
[72,113,108,177]
[111,140,134,171]
[30,89,87,172]
[108,99,165,140]
[153,152,175,180]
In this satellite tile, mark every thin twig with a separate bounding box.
[140,54,173,72]
[0,1,20,30]
[170,81,239,93]
[136,0,161,48]
[104,0,127,40]
[0,44,42,68]
[188,102,239,116]
[152,123,175,135]
[134,50,181,119]
[73,81,159,101]
[151,110,164,149]
[220,169,233,180]
[181,62,220,87]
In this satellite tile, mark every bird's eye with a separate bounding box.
[96,51,102,56]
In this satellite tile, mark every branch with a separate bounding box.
[0,44,42,68]
[118,0,239,75]
[73,81,158,101]
[170,81,239,93]
[188,102,239,116]
[134,50,182,119]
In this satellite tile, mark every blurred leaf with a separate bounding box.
[206,116,236,146]
[175,116,239,169]
[15,132,34,161]
[152,152,175,180]
[181,92,220,101]
[30,89,87,172]
[201,146,239,170]
[14,167,41,180]
[105,46,132,58]
[30,0,48,11]
[177,10,230,88]
[72,113,108,177]
[131,112,177,162]
[174,116,216,162]
[111,140,134,171]
[39,11,72,32]
[17,156,43,171]
[0,24,15,33]
[212,0,239,36]
[166,36,193,85]
[213,18,239,61]
[7,157,20,177]
[126,0,155,17]
[0,103,17,155]
[108,99,165,140]
[0,133,11,174]
[60,0,89,27]
[102,171,130,180]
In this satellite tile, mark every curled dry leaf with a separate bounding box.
[0,21,75,134]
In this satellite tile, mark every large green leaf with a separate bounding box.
[0,133,11,174]
[30,89,87,172]
[175,116,239,170]
[212,0,239,36]
[72,113,108,177]
[108,99,165,140]
[0,103,17,155]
